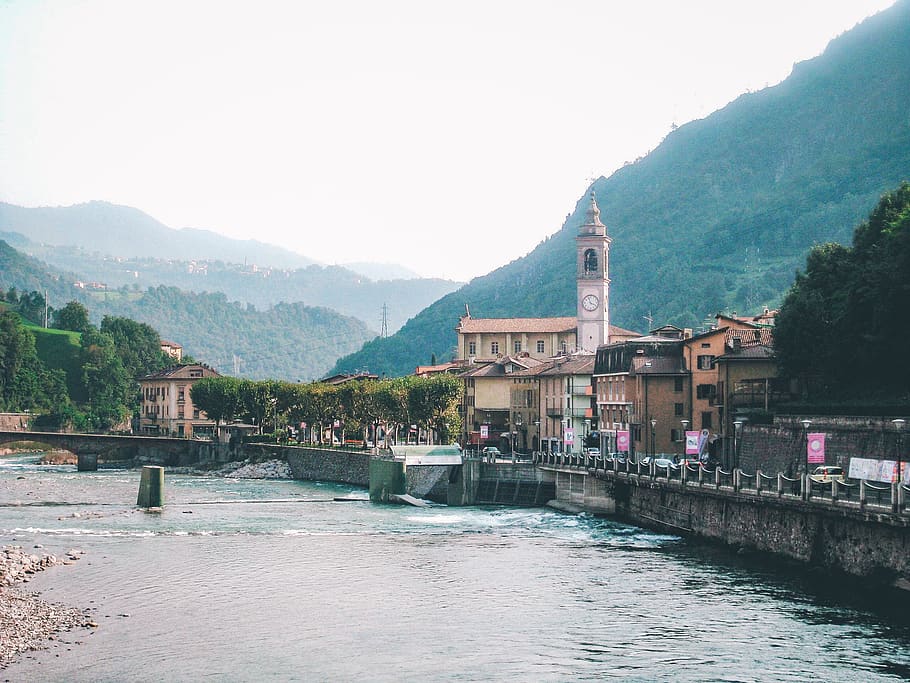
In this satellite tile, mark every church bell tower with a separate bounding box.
[576,191,611,352]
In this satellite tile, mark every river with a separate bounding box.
[2,453,909,682]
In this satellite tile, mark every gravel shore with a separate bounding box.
[0,545,93,670]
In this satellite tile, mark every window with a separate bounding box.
[177,386,185,402]
[674,377,683,392]
[536,340,545,353]
[583,248,598,273]
[671,428,683,442]
[514,340,521,353]
[701,411,713,429]
[491,342,499,355]
[696,384,716,400]
[674,402,684,416]
[701,342,711,348]
[697,355,715,370]
[468,341,476,356]
[560,341,568,354]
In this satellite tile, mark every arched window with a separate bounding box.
[584,249,598,273]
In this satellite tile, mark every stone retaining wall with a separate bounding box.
[606,474,910,588]
[247,444,370,486]
[739,417,902,475]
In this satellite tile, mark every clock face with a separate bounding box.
[582,294,599,311]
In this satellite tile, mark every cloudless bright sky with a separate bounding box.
[0,1,896,281]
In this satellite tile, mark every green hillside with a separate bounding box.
[1,242,377,381]
[25,323,85,402]
[331,0,910,378]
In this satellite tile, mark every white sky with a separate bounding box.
[0,0,896,281]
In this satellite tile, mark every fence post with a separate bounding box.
[892,482,900,514]
[860,480,867,508]
[715,467,721,487]
[802,474,810,502]
[756,469,762,494]
[777,473,783,496]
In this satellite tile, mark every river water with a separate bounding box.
[1,453,909,682]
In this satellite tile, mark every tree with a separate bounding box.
[775,183,910,398]
[53,301,91,333]
[79,327,132,430]
[190,376,242,427]
[15,290,49,326]
[100,315,170,380]
[238,379,279,434]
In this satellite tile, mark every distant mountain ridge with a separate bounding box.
[0,205,462,333]
[330,0,910,377]
[0,200,318,269]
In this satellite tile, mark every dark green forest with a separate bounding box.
[331,0,910,377]
[774,182,910,400]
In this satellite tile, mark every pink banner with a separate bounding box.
[807,432,826,464]
[616,430,630,452]
[685,431,700,455]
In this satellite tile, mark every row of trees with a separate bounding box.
[190,373,463,446]
[775,182,910,399]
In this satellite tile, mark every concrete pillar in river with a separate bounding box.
[137,465,165,508]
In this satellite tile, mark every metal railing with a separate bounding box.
[530,451,908,514]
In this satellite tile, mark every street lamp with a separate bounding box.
[650,418,657,459]
[515,414,523,453]
[800,419,812,475]
[679,419,689,458]
[893,418,905,483]
[733,419,744,471]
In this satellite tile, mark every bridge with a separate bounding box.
[534,451,910,590]
[0,430,225,468]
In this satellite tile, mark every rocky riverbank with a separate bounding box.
[170,458,293,479]
[0,545,93,669]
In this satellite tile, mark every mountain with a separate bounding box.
[330,0,910,378]
[1,208,461,333]
[0,200,317,269]
[0,241,376,380]
[341,262,422,281]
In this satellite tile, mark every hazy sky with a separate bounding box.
[0,1,896,281]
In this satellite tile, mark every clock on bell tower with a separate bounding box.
[576,191,611,352]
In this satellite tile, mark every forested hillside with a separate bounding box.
[93,286,375,381]
[5,240,458,334]
[0,241,376,380]
[331,0,910,377]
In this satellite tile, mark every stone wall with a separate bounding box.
[739,416,903,475]
[257,445,370,486]
[607,476,909,588]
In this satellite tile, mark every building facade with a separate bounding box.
[137,364,220,437]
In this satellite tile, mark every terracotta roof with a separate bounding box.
[609,324,643,340]
[725,327,773,347]
[537,355,595,377]
[717,344,775,361]
[458,355,544,378]
[139,364,220,381]
[160,340,182,349]
[457,316,578,334]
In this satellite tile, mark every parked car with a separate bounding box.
[653,457,679,471]
[482,446,502,458]
[585,447,601,456]
[809,465,846,484]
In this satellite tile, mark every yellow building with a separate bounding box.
[137,364,220,437]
